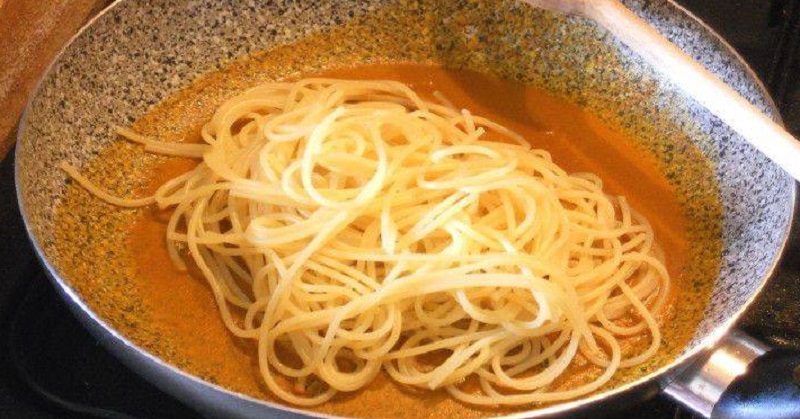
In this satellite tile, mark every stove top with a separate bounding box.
[1,1,799,418]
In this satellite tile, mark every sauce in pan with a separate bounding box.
[126,63,691,418]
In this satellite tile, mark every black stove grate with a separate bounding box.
[768,0,800,109]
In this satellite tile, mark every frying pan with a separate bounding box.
[14,0,799,417]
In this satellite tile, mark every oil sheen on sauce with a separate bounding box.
[129,63,688,419]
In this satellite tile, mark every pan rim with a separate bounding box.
[13,0,798,417]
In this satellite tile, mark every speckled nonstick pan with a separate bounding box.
[14,0,798,418]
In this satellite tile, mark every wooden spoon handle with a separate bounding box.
[531,0,800,182]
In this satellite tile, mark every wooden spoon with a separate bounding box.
[525,0,800,182]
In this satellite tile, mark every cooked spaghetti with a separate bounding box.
[61,79,669,407]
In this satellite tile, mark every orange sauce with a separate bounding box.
[129,64,688,418]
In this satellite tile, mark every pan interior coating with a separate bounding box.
[52,21,721,419]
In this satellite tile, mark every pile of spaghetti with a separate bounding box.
[63,79,670,406]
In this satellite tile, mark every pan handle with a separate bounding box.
[663,329,800,418]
